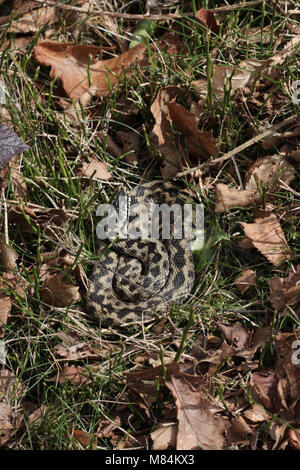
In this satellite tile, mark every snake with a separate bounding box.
[87,180,195,326]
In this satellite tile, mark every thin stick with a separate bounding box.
[176,114,299,177]
[30,0,264,21]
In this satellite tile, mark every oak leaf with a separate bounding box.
[33,40,146,100]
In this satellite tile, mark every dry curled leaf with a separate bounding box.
[0,273,26,337]
[242,403,270,424]
[227,415,253,445]
[149,86,183,177]
[215,183,262,213]
[33,40,146,100]
[54,330,107,361]
[241,214,291,266]
[212,59,265,95]
[8,205,67,233]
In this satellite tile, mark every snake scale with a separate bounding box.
[87,181,195,326]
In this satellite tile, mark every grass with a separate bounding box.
[0,0,299,450]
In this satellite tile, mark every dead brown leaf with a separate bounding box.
[288,428,300,450]
[212,59,265,96]
[40,271,80,307]
[125,362,201,388]
[196,8,220,34]
[211,37,300,97]
[0,369,25,446]
[149,86,183,177]
[275,328,300,403]
[0,241,18,271]
[168,102,218,160]
[127,381,157,418]
[215,183,262,213]
[39,250,81,307]
[1,36,33,52]
[0,292,11,338]
[73,429,96,449]
[80,158,112,181]
[242,403,270,424]
[7,6,57,33]
[48,364,89,386]
[217,322,250,351]
[166,375,229,450]
[8,204,67,233]
[54,330,112,361]
[269,265,300,312]
[226,415,253,445]
[116,131,140,166]
[235,269,257,294]
[250,372,287,412]
[33,40,146,100]
[245,154,295,191]
[196,325,271,377]
[151,421,177,450]
[241,214,291,266]
[0,273,26,337]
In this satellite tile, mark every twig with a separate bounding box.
[176,114,299,178]
[30,0,264,21]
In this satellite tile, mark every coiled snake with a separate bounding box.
[87,181,195,326]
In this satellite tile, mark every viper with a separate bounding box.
[87,180,195,326]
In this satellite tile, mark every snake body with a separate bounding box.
[87,181,195,326]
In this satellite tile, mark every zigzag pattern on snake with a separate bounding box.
[87,180,195,326]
